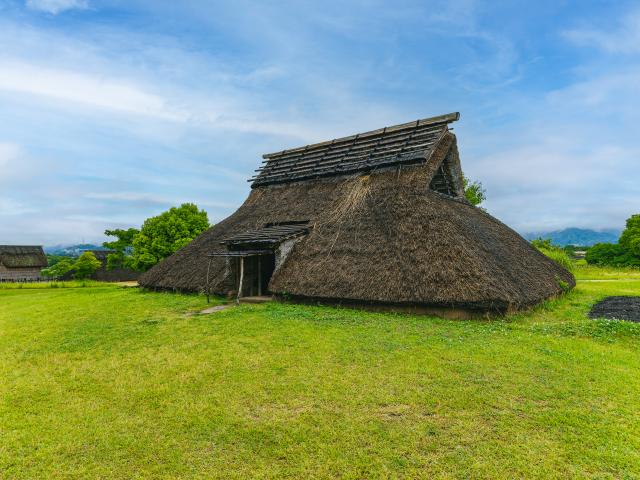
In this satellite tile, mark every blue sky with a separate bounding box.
[0,0,638,245]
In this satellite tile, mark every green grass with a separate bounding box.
[0,280,105,289]
[1,275,639,479]
[573,261,640,280]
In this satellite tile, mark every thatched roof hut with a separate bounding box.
[140,113,575,316]
[0,245,48,281]
[58,250,141,282]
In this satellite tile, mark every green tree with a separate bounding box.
[41,258,75,278]
[462,175,486,206]
[586,243,626,266]
[586,214,640,267]
[73,252,102,279]
[103,227,139,270]
[618,214,640,256]
[131,203,210,271]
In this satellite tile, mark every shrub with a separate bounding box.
[586,242,640,267]
[462,175,486,207]
[531,238,574,272]
[41,258,75,278]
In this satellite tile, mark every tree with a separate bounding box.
[73,252,102,279]
[586,214,640,267]
[103,227,139,270]
[131,203,210,271]
[41,258,75,278]
[618,214,640,257]
[462,175,486,207]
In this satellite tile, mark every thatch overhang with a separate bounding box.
[208,250,273,257]
[0,246,48,268]
[221,222,311,249]
[139,113,575,315]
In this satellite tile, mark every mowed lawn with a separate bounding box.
[1,273,640,479]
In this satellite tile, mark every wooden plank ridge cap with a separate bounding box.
[261,112,460,159]
[250,150,430,187]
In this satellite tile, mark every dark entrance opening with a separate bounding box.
[239,253,276,297]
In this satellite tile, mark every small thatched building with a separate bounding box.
[89,250,140,282]
[59,250,140,282]
[140,113,575,316]
[0,246,47,281]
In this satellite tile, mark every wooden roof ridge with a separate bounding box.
[262,112,459,159]
[250,112,459,188]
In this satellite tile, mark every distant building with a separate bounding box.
[0,246,48,281]
[60,250,140,282]
[88,250,140,282]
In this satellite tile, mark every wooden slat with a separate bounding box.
[251,117,456,187]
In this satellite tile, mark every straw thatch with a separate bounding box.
[0,246,47,268]
[0,245,47,281]
[140,113,575,315]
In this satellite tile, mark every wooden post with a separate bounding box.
[257,256,262,297]
[205,256,213,304]
[237,256,244,304]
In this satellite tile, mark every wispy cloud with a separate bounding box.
[26,0,88,15]
[0,198,36,216]
[0,142,21,169]
[0,60,186,120]
[84,192,238,210]
[564,8,640,54]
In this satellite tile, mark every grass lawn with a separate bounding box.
[1,269,640,479]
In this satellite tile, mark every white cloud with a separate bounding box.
[546,70,640,117]
[564,9,640,54]
[0,57,329,141]
[0,198,36,216]
[26,0,88,15]
[0,142,21,169]
[83,192,238,210]
[0,60,187,121]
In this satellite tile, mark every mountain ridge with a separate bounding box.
[522,228,620,246]
[44,244,108,256]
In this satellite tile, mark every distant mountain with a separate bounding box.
[523,228,621,247]
[44,244,109,256]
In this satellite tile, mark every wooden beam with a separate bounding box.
[237,256,244,305]
[257,257,262,297]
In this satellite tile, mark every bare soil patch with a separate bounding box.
[589,296,640,322]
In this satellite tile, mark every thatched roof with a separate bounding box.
[0,246,48,268]
[140,113,575,314]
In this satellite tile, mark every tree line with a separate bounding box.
[105,203,210,272]
[586,214,640,267]
[42,203,210,278]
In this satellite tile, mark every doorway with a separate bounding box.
[239,254,275,297]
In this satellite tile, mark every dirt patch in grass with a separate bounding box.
[589,296,640,322]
